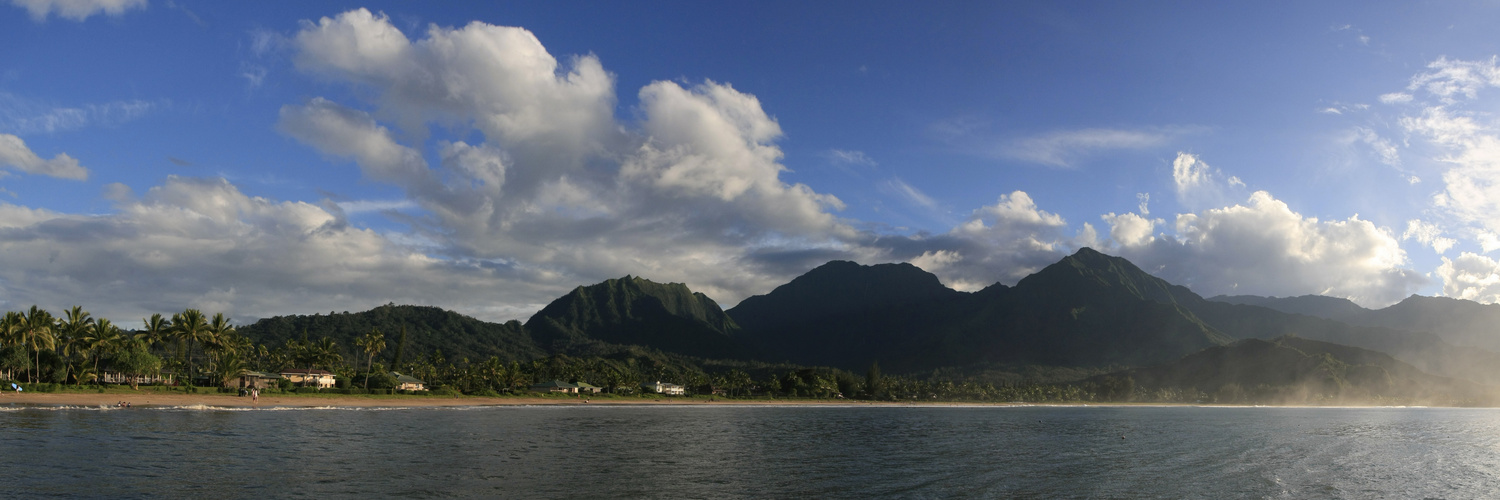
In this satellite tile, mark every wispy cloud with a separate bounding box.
[9,0,146,22]
[880,177,938,210]
[823,148,876,167]
[1003,127,1198,168]
[240,63,268,88]
[1331,24,1371,46]
[335,199,419,215]
[0,93,163,134]
[1379,93,1413,105]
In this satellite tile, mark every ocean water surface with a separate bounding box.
[0,404,1495,498]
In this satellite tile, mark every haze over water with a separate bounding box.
[3,405,1495,498]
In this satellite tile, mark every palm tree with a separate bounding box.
[202,313,236,376]
[502,361,529,394]
[56,306,93,385]
[86,319,123,386]
[211,349,249,388]
[480,356,505,392]
[19,306,57,383]
[170,309,211,385]
[314,337,341,372]
[355,330,386,389]
[140,313,169,350]
[0,311,23,380]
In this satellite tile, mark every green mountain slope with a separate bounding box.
[1209,294,1370,323]
[935,248,1232,368]
[1119,336,1488,404]
[525,276,747,360]
[729,248,1233,373]
[237,304,542,363]
[1198,295,1500,384]
[726,261,967,371]
[1223,294,1500,353]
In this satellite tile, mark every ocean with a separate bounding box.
[1,404,1495,498]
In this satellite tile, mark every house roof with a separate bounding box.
[531,380,578,389]
[575,382,600,389]
[280,368,334,376]
[389,372,425,384]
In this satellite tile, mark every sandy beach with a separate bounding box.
[2,392,1449,409]
[0,391,897,408]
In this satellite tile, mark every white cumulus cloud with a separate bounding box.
[0,133,88,179]
[0,176,566,323]
[1171,152,1241,209]
[281,9,855,306]
[1111,191,1424,307]
[1436,252,1500,303]
[1402,219,1456,254]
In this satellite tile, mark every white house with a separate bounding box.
[641,380,685,396]
[280,368,336,388]
[391,372,427,391]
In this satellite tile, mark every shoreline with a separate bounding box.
[0,392,902,409]
[0,392,1468,409]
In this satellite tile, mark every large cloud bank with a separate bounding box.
[1105,189,1423,306]
[0,9,1443,323]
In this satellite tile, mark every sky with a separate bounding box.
[6,1,1500,325]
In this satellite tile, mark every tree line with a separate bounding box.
[0,305,1219,403]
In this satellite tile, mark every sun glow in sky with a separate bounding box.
[6,1,1500,324]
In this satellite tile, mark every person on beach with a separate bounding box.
[252,388,258,402]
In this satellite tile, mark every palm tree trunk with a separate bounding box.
[187,339,195,386]
[364,353,374,389]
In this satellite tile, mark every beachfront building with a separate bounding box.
[391,372,426,391]
[280,368,336,388]
[642,381,685,396]
[98,371,167,386]
[230,371,281,389]
[531,380,579,393]
[575,382,603,394]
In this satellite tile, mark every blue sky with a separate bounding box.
[6,1,1500,324]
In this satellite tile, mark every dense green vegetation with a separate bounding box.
[237,304,542,364]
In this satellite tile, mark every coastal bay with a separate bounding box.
[3,405,1495,498]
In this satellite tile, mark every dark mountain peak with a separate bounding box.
[1209,294,1369,322]
[1067,246,1111,262]
[525,275,745,359]
[798,260,940,285]
[533,275,737,334]
[1018,247,1198,307]
[1393,294,1466,308]
[727,259,959,332]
